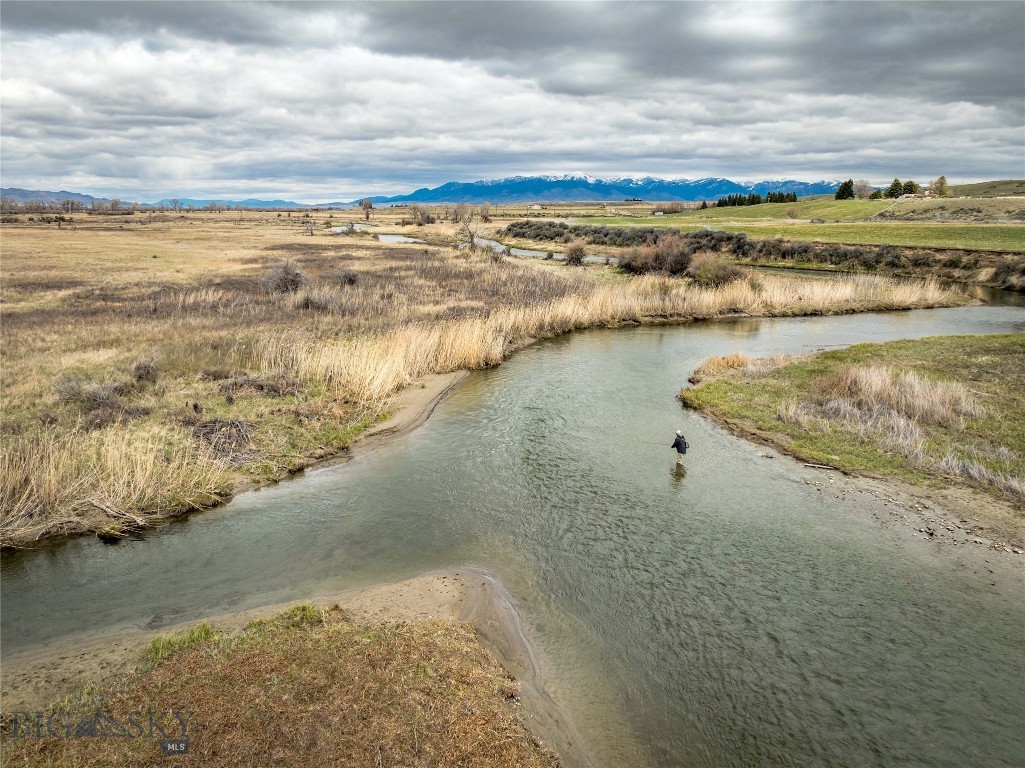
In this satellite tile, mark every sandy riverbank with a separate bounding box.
[0,568,592,768]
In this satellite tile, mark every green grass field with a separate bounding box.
[953,180,1025,197]
[567,195,1025,252]
[655,199,893,222]
[573,218,1024,252]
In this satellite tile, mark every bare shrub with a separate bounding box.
[653,233,693,274]
[687,253,745,287]
[564,242,586,266]
[132,356,159,385]
[193,419,252,462]
[619,245,656,274]
[264,260,308,293]
[620,232,693,275]
[54,373,132,409]
[293,286,338,312]
[336,269,359,286]
[652,202,688,214]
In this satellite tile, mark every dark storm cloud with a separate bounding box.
[0,1,306,45]
[356,1,1024,108]
[1,1,1021,200]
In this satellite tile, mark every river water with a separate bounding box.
[3,304,1024,767]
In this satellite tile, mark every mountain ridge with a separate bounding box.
[4,175,842,209]
[357,175,842,204]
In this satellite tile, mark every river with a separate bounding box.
[3,304,1024,767]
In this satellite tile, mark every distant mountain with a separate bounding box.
[150,197,313,209]
[4,175,843,210]
[1,189,342,209]
[1,187,112,205]
[358,175,842,204]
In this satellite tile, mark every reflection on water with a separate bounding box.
[669,463,687,490]
[3,305,1024,768]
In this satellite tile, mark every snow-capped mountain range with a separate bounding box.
[359,174,841,204]
[3,175,841,209]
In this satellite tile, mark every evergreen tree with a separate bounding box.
[885,178,904,198]
[902,180,920,195]
[869,190,882,199]
[835,179,855,200]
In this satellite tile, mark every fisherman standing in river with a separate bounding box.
[671,430,689,466]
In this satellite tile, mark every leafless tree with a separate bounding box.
[0,196,18,213]
[853,180,874,199]
[929,176,949,196]
[109,199,122,212]
[458,207,484,247]
[453,203,470,223]
[59,198,82,214]
[479,202,491,222]
[169,199,183,213]
[360,198,374,221]
[408,204,437,225]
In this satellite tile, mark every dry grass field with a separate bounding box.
[0,210,965,547]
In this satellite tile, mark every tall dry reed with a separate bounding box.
[245,275,958,404]
[0,425,227,545]
[816,365,986,426]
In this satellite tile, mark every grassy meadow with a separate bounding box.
[681,335,1025,511]
[0,605,557,768]
[572,196,1025,252]
[0,209,967,547]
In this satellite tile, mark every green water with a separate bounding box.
[3,305,1024,767]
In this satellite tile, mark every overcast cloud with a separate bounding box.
[1,1,1022,201]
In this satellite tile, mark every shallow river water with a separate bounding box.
[3,304,1024,767]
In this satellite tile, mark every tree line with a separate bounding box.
[835,176,950,200]
[713,192,799,207]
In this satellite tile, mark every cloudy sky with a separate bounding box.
[2,1,1022,202]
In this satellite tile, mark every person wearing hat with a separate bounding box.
[671,430,689,465]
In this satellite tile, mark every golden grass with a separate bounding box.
[0,213,967,547]
[245,274,957,404]
[688,353,752,382]
[0,424,229,545]
[815,364,987,426]
[0,606,558,768]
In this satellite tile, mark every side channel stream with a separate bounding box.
[3,304,1024,767]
